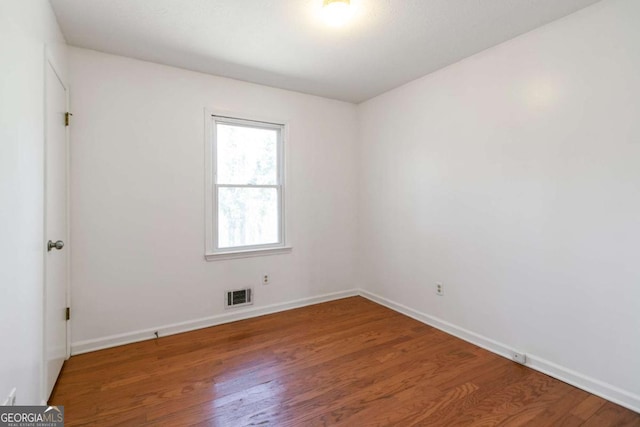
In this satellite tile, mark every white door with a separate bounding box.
[44,60,68,401]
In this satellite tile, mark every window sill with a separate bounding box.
[205,246,293,261]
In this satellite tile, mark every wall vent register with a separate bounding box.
[226,288,253,308]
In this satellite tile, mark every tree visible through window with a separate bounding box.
[211,116,284,252]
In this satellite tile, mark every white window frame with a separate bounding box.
[205,110,292,261]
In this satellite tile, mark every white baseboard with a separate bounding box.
[71,289,358,355]
[70,287,639,414]
[526,355,640,415]
[358,289,640,414]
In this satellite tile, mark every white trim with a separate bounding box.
[71,289,357,355]
[212,116,285,251]
[42,45,70,404]
[358,289,640,414]
[205,246,293,261]
[64,85,72,365]
[204,109,290,259]
[526,355,640,414]
[68,287,640,412]
[204,108,214,257]
[359,290,515,358]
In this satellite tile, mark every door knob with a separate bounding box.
[48,240,64,251]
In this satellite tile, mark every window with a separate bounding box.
[205,114,290,260]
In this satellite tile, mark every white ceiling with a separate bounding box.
[50,0,601,103]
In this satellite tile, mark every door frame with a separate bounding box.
[42,45,71,403]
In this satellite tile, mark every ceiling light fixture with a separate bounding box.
[322,0,353,27]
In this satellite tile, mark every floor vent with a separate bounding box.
[226,288,253,308]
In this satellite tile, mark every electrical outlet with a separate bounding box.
[512,351,527,365]
[262,274,270,285]
[435,282,444,296]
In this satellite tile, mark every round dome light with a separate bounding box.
[322,0,353,27]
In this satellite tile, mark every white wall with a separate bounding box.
[68,48,358,349]
[0,1,67,405]
[41,0,638,412]
[358,0,640,410]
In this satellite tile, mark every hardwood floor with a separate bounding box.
[50,297,640,426]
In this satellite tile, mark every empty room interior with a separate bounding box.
[2,0,640,425]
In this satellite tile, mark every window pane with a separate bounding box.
[217,124,278,185]
[218,187,279,248]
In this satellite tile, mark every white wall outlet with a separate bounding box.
[262,274,270,285]
[512,351,527,365]
[435,282,444,296]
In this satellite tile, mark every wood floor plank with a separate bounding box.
[50,297,640,426]
[582,402,640,427]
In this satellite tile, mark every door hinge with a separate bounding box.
[65,112,73,126]
[66,307,70,321]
